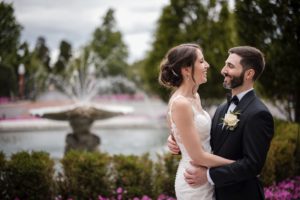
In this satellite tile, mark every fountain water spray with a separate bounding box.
[30,50,135,153]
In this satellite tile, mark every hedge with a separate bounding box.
[0,120,298,199]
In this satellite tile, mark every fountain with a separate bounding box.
[29,52,134,153]
[30,103,132,153]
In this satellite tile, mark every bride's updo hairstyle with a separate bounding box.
[159,43,201,88]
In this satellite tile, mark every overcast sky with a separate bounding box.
[5,0,169,64]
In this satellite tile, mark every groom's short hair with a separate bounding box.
[229,46,265,80]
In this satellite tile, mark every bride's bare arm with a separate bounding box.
[172,98,234,168]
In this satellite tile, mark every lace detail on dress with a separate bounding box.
[167,95,215,200]
[168,95,183,143]
[168,95,212,153]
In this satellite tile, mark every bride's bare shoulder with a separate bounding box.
[170,96,192,112]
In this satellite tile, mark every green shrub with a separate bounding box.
[153,153,180,198]
[3,151,55,200]
[59,150,112,199]
[261,119,299,186]
[273,119,298,141]
[0,151,5,167]
[0,119,297,197]
[112,153,153,198]
[261,141,276,186]
[0,152,6,199]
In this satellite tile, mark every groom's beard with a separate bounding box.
[223,71,244,89]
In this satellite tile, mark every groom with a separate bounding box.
[167,46,274,200]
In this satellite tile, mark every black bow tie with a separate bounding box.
[227,95,239,106]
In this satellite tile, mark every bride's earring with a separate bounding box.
[186,75,190,81]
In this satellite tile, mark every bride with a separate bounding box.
[158,43,234,200]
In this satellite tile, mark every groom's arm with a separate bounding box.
[209,110,274,187]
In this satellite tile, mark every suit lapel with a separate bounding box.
[213,90,257,154]
[213,103,228,152]
[233,90,256,113]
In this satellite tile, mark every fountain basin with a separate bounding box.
[30,102,134,120]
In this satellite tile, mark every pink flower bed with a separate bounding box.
[0,97,11,104]
[53,187,176,200]
[14,177,300,200]
[264,176,300,200]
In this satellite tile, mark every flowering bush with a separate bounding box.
[11,176,300,200]
[264,176,300,200]
[2,147,299,200]
[55,177,300,200]
[55,187,176,200]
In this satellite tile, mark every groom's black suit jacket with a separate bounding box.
[209,90,274,200]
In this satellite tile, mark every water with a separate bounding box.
[49,51,138,103]
[0,126,169,159]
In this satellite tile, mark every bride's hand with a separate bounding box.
[167,134,180,154]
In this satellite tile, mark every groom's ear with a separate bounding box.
[245,68,255,81]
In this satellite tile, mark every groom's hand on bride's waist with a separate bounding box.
[184,161,208,187]
[167,134,181,155]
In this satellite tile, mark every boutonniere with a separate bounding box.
[221,111,241,131]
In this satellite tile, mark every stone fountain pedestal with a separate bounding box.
[30,103,133,153]
[65,116,100,153]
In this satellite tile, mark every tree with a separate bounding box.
[142,0,184,99]
[0,2,22,66]
[53,40,72,74]
[198,1,237,101]
[88,8,128,77]
[143,0,237,101]
[33,36,51,72]
[0,2,22,97]
[235,0,300,122]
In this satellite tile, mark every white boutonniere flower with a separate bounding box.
[221,111,240,131]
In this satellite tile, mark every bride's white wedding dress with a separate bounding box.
[168,95,215,200]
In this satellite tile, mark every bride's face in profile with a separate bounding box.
[193,49,210,85]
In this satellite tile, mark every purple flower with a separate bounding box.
[55,195,63,200]
[98,195,108,200]
[157,194,167,200]
[117,187,123,194]
[264,176,300,200]
[141,195,151,200]
[117,194,122,200]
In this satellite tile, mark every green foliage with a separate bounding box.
[0,151,5,167]
[0,132,298,198]
[261,120,299,186]
[153,153,180,198]
[0,2,22,97]
[112,153,154,198]
[25,55,50,99]
[53,40,72,74]
[0,2,22,66]
[33,36,51,72]
[88,8,129,77]
[0,152,6,199]
[15,37,53,100]
[0,63,17,97]
[200,1,237,99]
[127,59,147,91]
[143,0,237,101]
[2,151,55,200]
[59,150,112,199]
[235,0,300,122]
